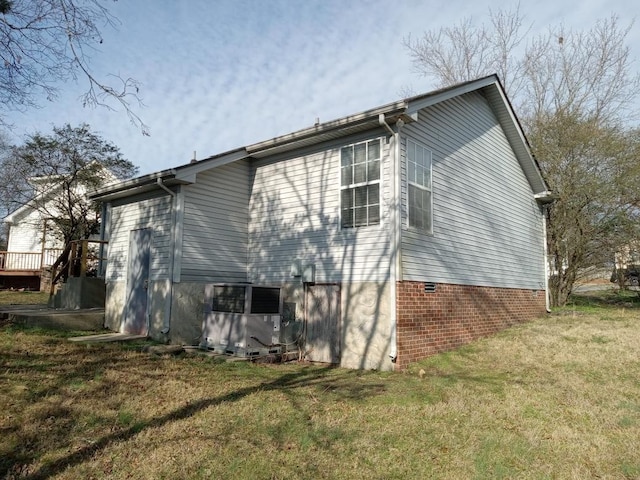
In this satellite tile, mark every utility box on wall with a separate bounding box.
[302,264,315,284]
[291,260,315,284]
[202,284,283,357]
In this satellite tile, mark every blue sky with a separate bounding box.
[6,0,640,176]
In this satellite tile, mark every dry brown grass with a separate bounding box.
[1,296,639,479]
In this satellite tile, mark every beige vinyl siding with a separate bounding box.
[180,160,250,282]
[401,91,546,290]
[248,134,393,284]
[106,192,173,282]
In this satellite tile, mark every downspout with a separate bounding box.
[380,114,402,363]
[157,178,176,198]
[541,204,551,313]
[98,203,108,277]
[535,191,554,313]
[379,114,395,137]
[157,178,177,334]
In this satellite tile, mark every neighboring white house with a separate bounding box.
[90,75,553,371]
[1,167,117,286]
[2,177,69,273]
[3,206,62,270]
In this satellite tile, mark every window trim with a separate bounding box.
[406,139,433,234]
[339,138,382,229]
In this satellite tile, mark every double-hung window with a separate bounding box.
[340,139,381,228]
[407,139,432,232]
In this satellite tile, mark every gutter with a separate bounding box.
[156,178,176,198]
[89,170,178,200]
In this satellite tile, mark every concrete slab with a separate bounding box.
[0,304,49,319]
[3,307,105,331]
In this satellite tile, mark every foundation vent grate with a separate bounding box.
[424,283,437,293]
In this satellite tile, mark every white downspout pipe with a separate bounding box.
[379,114,395,136]
[380,114,402,363]
[157,178,177,334]
[98,202,108,277]
[542,204,551,313]
[157,178,176,198]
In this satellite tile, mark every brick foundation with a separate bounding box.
[395,281,547,370]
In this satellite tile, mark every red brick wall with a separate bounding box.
[395,281,547,370]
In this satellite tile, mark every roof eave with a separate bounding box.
[88,170,179,201]
[89,74,551,202]
[246,102,409,158]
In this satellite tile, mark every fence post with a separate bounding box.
[80,240,88,277]
[40,220,48,270]
[67,242,77,279]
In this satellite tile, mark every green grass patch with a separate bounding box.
[565,288,640,311]
[1,302,639,479]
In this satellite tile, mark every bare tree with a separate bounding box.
[0,0,148,134]
[404,4,531,101]
[405,8,640,306]
[521,18,639,125]
[2,123,138,245]
[530,114,640,304]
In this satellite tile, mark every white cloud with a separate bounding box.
[5,0,639,176]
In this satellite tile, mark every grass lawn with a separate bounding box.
[0,290,49,306]
[1,291,639,479]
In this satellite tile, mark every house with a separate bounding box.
[1,178,66,289]
[90,75,552,371]
[1,168,115,290]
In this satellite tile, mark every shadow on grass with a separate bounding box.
[0,326,387,480]
[21,368,377,480]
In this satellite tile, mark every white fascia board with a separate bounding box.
[3,207,25,224]
[3,182,62,224]
[247,104,408,155]
[486,82,549,194]
[405,75,499,116]
[174,148,250,183]
[534,191,556,204]
[88,169,179,199]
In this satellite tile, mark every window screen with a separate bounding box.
[250,287,280,314]
[212,286,245,313]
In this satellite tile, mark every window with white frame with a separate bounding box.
[407,139,432,232]
[340,139,381,228]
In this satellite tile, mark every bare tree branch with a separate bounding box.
[0,0,148,134]
[0,124,139,244]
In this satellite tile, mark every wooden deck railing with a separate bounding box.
[0,249,64,272]
[49,240,108,295]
